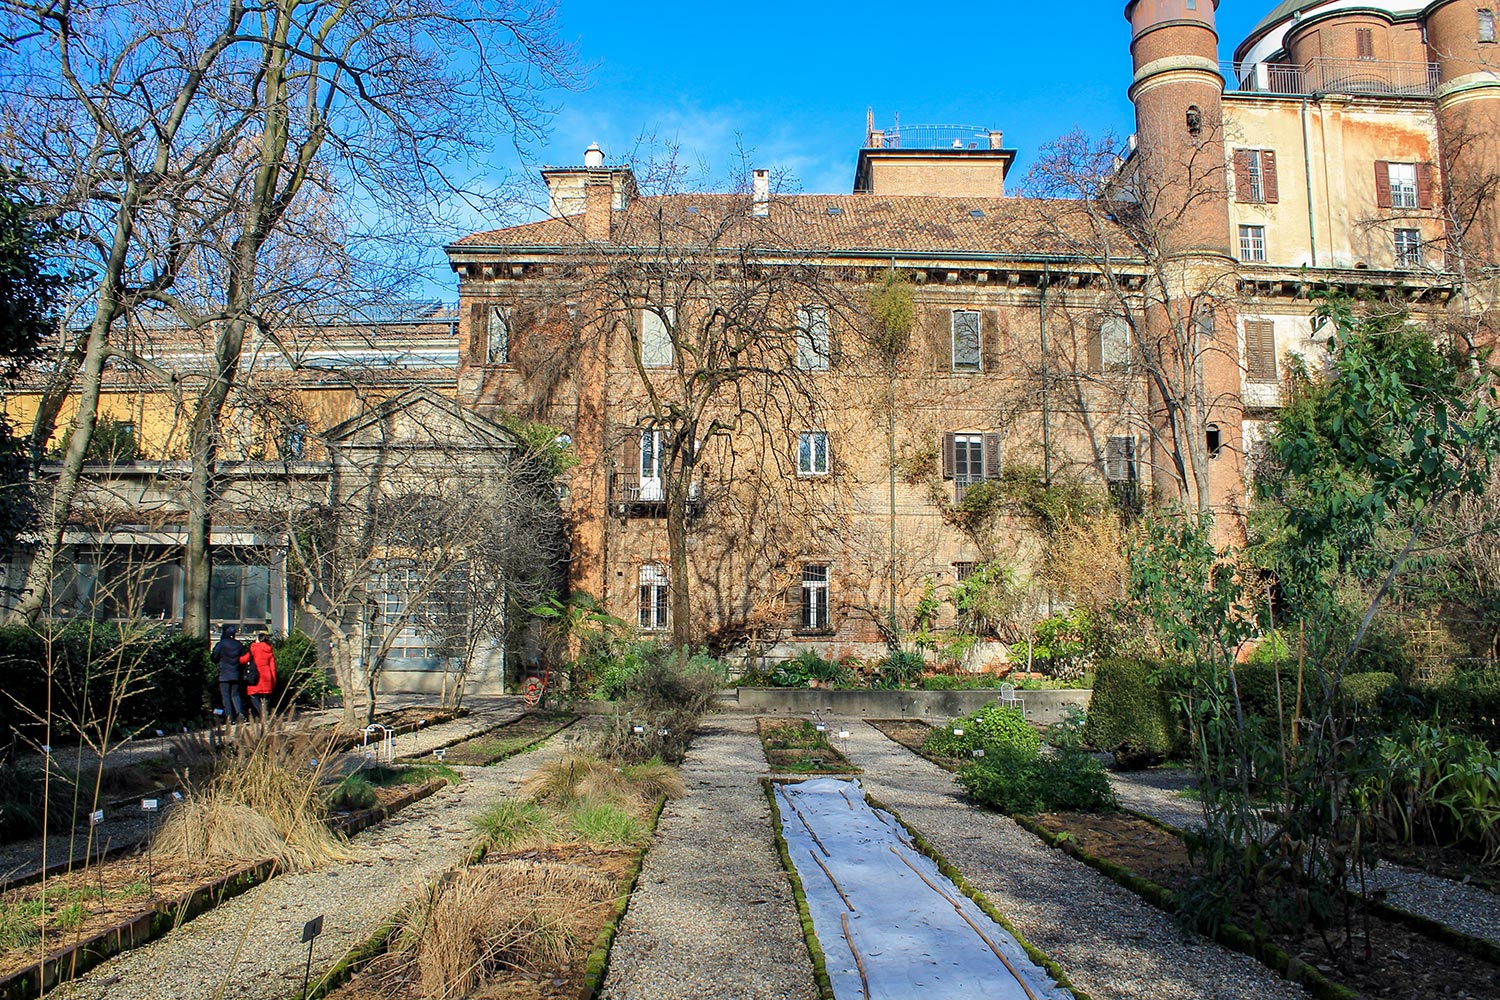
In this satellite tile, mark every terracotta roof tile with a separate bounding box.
[450,194,1122,260]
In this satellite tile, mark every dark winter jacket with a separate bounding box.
[212,637,247,682]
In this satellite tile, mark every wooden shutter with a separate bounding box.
[1261,150,1280,204]
[827,320,842,370]
[788,574,804,629]
[1356,27,1374,59]
[1375,161,1392,209]
[1245,321,1277,382]
[1104,436,1126,482]
[467,301,487,365]
[941,432,956,480]
[1087,320,1103,372]
[981,312,999,374]
[1417,162,1435,210]
[1233,150,1252,204]
[982,433,1003,480]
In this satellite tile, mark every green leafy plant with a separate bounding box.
[958,749,1117,814]
[923,704,1040,760]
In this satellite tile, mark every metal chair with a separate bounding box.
[999,683,1023,712]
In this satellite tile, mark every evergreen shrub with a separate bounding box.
[1081,657,1178,766]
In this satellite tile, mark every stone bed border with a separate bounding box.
[421,712,581,765]
[0,776,452,1000]
[762,774,1090,1000]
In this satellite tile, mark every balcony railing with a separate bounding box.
[1228,57,1440,98]
[609,472,704,517]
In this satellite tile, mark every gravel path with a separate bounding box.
[45,726,574,1000]
[1110,768,1500,947]
[844,722,1311,1000]
[599,717,818,1000]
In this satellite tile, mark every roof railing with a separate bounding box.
[1226,57,1440,98]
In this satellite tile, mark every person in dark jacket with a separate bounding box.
[241,631,277,720]
[211,625,247,723]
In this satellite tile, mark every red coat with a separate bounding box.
[240,641,277,695]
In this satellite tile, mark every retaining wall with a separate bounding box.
[728,687,1090,726]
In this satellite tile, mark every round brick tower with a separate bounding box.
[1125,0,1246,532]
[1427,0,1500,268]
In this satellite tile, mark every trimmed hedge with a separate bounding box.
[958,749,1118,814]
[1082,657,1179,765]
[0,623,210,741]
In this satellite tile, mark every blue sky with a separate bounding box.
[422,2,1271,296]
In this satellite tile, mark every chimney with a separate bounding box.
[752,169,770,219]
[583,142,604,168]
[988,130,1004,150]
[584,175,611,241]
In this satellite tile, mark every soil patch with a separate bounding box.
[440,714,577,767]
[756,719,859,774]
[1033,811,1500,1000]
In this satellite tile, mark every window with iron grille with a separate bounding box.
[951,310,981,372]
[639,564,668,631]
[1482,9,1497,43]
[801,564,830,631]
[796,305,830,371]
[1239,225,1267,262]
[1395,228,1423,268]
[953,561,977,582]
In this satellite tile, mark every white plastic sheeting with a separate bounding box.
[776,777,1070,1000]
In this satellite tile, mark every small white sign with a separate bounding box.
[172,791,184,801]
[815,723,827,732]
[40,744,50,755]
[155,729,165,737]
[657,728,669,737]
[310,758,319,767]
[953,728,964,736]
[632,725,645,734]
[89,809,105,825]
[141,799,158,812]
[972,749,985,758]
[433,748,446,760]
[213,708,224,716]
[838,730,850,739]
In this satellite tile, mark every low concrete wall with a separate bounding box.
[729,687,1090,726]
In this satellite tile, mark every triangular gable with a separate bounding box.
[322,386,521,454]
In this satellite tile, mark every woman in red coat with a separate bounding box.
[241,632,278,720]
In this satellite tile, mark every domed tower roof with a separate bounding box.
[1236,0,1427,65]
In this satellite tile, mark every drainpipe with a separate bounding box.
[1038,270,1052,484]
[1301,97,1319,268]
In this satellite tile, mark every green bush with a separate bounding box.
[1424,672,1500,746]
[1082,657,1178,766]
[923,703,1040,759]
[0,622,209,742]
[328,774,378,811]
[274,629,334,707]
[879,650,925,687]
[957,749,1118,814]
[1342,671,1399,710]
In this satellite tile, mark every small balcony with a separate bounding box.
[609,472,705,518]
[1229,58,1440,99]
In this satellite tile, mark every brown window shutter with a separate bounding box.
[1245,321,1277,382]
[1261,150,1279,204]
[1375,161,1392,209]
[788,576,804,628]
[1356,27,1373,59]
[1233,150,1252,204]
[981,312,999,373]
[1417,162,1435,210]
[941,431,956,480]
[982,432,1003,480]
[1087,320,1103,373]
[467,302,487,365]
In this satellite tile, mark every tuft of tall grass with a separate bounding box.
[152,719,349,871]
[567,799,645,847]
[522,752,619,804]
[327,774,378,812]
[402,861,613,997]
[472,799,554,854]
[618,758,686,804]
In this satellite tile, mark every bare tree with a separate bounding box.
[553,168,849,651]
[0,0,577,631]
[1023,128,1240,519]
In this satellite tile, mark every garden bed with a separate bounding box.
[1023,810,1500,1000]
[756,719,860,774]
[435,711,578,766]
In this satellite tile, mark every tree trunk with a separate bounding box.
[666,464,692,655]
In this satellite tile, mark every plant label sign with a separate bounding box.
[953,728,964,736]
[141,799,158,812]
[213,708,224,716]
[40,744,50,755]
[815,723,827,732]
[657,728,669,737]
[302,915,324,943]
[972,749,985,758]
[838,730,850,739]
[89,809,105,825]
[172,791,184,801]
[432,748,446,760]
[156,729,164,737]
[632,726,645,734]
